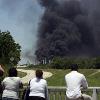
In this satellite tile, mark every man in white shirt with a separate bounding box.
[65,64,92,100]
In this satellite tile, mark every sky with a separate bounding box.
[0,0,44,64]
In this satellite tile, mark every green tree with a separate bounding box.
[94,57,100,69]
[0,31,21,66]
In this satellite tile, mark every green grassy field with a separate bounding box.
[44,69,100,87]
[19,68,100,86]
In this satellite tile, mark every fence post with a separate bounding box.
[92,88,97,100]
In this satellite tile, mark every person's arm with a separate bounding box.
[81,75,88,89]
[1,78,6,91]
[19,78,23,89]
[19,82,23,89]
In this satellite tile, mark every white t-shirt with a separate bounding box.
[29,77,48,98]
[65,71,88,99]
[2,77,22,99]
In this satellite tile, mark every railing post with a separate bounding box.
[92,88,97,100]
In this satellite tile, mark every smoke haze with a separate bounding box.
[0,0,43,64]
[35,0,100,61]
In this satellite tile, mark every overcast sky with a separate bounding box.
[0,0,44,64]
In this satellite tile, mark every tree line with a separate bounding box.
[49,57,100,69]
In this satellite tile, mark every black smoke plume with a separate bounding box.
[35,0,100,61]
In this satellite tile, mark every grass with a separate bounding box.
[18,71,27,78]
[45,69,70,86]
[17,68,100,86]
[87,71,100,86]
[45,69,100,87]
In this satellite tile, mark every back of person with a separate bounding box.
[65,71,87,99]
[2,67,23,100]
[65,64,92,100]
[29,77,47,98]
[29,69,48,100]
[2,77,22,99]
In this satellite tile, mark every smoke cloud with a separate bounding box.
[35,0,100,61]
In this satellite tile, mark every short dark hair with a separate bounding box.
[36,69,43,78]
[8,67,17,77]
[70,64,78,71]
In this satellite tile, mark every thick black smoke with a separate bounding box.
[35,0,100,61]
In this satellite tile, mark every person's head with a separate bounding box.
[70,64,78,71]
[35,69,43,79]
[8,67,17,77]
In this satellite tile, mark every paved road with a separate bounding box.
[17,69,53,84]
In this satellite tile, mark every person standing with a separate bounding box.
[65,64,92,100]
[2,67,23,100]
[29,69,48,100]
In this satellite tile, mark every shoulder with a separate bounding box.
[14,77,22,82]
[2,77,8,82]
[43,79,47,83]
[77,72,86,79]
[65,71,84,77]
[78,72,85,77]
[2,77,11,83]
[65,72,71,78]
[30,78,36,83]
[31,77,36,81]
[41,79,47,84]
[15,77,21,79]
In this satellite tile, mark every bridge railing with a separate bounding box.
[47,86,100,100]
[1,86,100,100]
